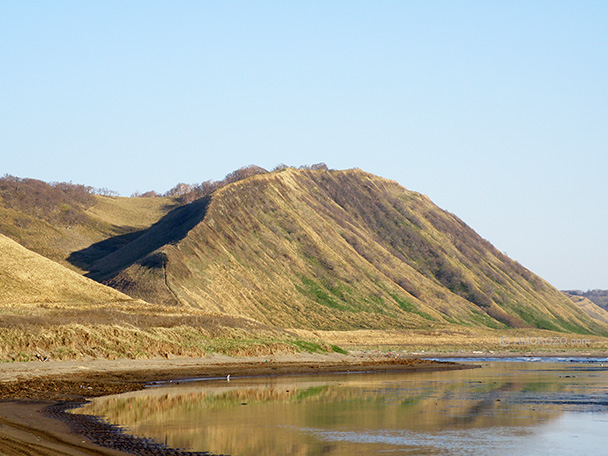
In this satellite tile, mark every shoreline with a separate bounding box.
[0,353,471,456]
[0,353,473,401]
[1,350,604,455]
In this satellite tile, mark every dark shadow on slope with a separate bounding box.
[68,230,147,271]
[67,196,210,282]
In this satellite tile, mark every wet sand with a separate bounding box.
[0,353,470,455]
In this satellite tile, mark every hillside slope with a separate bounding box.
[563,292,608,324]
[0,234,133,306]
[563,290,608,311]
[0,175,181,272]
[0,233,319,361]
[81,168,607,334]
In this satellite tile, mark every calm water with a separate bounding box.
[75,359,608,455]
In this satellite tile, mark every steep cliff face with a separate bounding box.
[92,168,605,334]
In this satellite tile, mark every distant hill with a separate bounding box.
[562,292,608,324]
[65,167,607,335]
[563,290,608,311]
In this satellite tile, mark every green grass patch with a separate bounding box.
[291,340,326,353]
[441,315,459,324]
[514,306,562,332]
[553,317,598,335]
[389,293,436,321]
[296,276,352,311]
[468,309,502,329]
[330,344,348,354]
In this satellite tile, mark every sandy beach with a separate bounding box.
[0,353,470,455]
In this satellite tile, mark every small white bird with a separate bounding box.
[227,374,231,382]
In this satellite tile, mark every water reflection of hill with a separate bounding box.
[75,363,608,456]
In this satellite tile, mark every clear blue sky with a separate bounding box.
[2,1,606,290]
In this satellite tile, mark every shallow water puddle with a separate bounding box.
[74,360,608,455]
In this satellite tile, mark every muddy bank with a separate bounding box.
[0,353,470,401]
[0,354,472,455]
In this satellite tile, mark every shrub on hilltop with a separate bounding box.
[0,175,96,226]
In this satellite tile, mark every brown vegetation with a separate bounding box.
[0,179,180,272]
[0,175,96,226]
[162,164,268,203]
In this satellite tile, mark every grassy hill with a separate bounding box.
[0,175,181,272]
[74,167,607,335]
[2,167,607,362]
[0,234,132,307]
[0,233,320,361]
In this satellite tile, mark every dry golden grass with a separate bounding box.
[85,195,181,230]
[0,322,300,362]
[0,298,308,361]
[0,289,328,362]
[0,234,132,306]
[0,191,180,275]
[0,233,333,361]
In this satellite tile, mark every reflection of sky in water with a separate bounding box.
[290,413,608,455]
[75,361,608,455]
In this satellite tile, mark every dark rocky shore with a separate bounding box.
[46,402,222,456]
